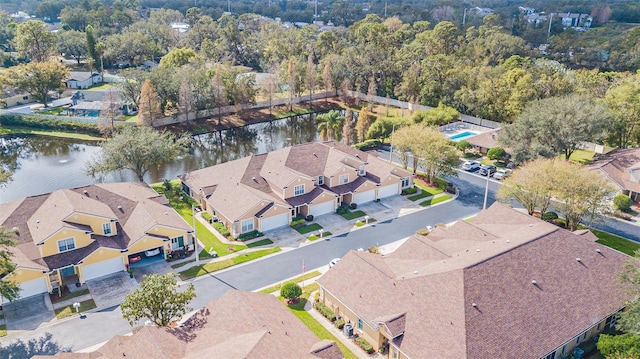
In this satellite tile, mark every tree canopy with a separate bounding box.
[280,282,302,304]
[86,126,191,182]
[2,61,69,107]
[120,273,196,327]
[0,226,20,302]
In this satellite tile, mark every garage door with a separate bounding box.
[310,200,335,217]
[378,184,399,199]
[354,189,376,205]
[82,257,124,282]
[3,277,48,303]
[260,213,289,232]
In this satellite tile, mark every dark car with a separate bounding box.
[478,165,497,176]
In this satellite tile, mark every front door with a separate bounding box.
[60,266,75,277]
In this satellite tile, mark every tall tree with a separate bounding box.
[355,106,374,142]
[120,273,195,327]
[56,30,87,64]
[159,48,198,68]
[14,20,56,62]
[605,73,640,148]
[497,158,556,216]
[85,25,99,71]
[137,79,162,127]
[500,94,611,163]
[97,91,122,137]
[3,62,69,107]
[317,110,345,141]
[305,51,317,102]
[0,226,20,302]
[178,78,195,125]
[617,250,640,335]
[86,126,191,182]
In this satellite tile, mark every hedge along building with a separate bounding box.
[180,141,414,238]
[0,182,192,303]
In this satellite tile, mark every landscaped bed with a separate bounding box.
[179,247,281,279]
[259,271,322,294]
[55,299,96,319]
[50,288,90,303]
[419,194,452,207]
[307,232,332,241]
[339,209,367,220]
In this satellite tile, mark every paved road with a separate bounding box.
[2,164,636,356]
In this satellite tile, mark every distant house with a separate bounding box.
[180,141,414,237]
[525,13,548,26]
[518,6,536,15]
[0,183,193,303]
[65,72,103,89]
[589,147,640,202]
[472,7,494,17]
[553,12,593,28]
[317,203,635,359]
[170,22,190,33]
[465,128,507,155]
[35,290,344,359]
[1,89,34,108]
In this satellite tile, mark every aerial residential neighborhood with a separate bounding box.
[0,0,639,358]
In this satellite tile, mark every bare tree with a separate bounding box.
[178,78,195,126]
[98,91,122,137]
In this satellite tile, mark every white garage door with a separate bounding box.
[354,189,376,205]
[3,277,48,303]
[82,257,124,281]
[260,213,289,232]
[378,184,399,199]
[310,200,335,217]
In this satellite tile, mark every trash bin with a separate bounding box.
[573,347,584,359]
[343,323,353,337]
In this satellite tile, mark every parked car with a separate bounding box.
[493,169,511,180]
[329,258,341,268]
[461,161,481,172]
[144,248,161,257]
[478,165,497,176]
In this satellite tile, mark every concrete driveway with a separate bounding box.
[2,294,54,331]
[133,259,172,281]
[86,273,135,309]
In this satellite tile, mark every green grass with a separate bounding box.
[0,126,102,141]
[355,218,377,227]
[592,229,640,256]
[36,107,66,115]
[340,210,366,220]
[284,284,358,359]
[179,247,281,279]
[419,194,452,207]
[51,288,90,303]
[259,271,323,294]
[55,299,96,319]
[123,114,138,122]
[409,180,445,201]
[568,149,595,164]
[295,223,323,234]
[85,83,114,91]
[151,180,246,257]
[0,324,5,337]
[307,231,332,241]
[246,238,274,247]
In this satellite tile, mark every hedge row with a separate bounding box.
[0,114,101,136]
[355,337,375,354]
[315,302,337,322]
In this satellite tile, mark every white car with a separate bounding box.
[329,258,341,268]
[461,161,481,172]
[493,169,511,180]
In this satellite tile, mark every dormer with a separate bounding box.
[358,165,366,177]
[317,175,325,186]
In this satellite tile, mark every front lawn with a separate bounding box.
[258,271,322,294]
[340,209,366,220]
[307,232,332,241]
[295,223,323,234]
[179,247,281,279]
[283,284,358,359]
[246,238,274,247]
[568,149,595,164]
[419,194,452,207]
[151,180,246,256]
[592,229,640,256]
[55,299,96,319]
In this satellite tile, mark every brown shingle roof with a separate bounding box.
[589,147,640,193]
[318,203,635,359]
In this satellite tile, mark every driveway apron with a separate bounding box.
[2,294,54,331]
[86,273,135,309]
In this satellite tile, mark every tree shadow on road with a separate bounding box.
[0,332,70,359]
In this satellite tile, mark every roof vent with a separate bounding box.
[595,248,601,254]
[252,176,257,181]
[476,249,480,252]
[83,190,88,195]
[117,205,122,210]
[164,211,168,215]
[36,220,40,224]
[506,240,511,243]
[414,270,418,274]
[529,224,534,227]
[12,227,18,232]
[472,303,477,308]
[531,280,537,285]
[576,258,581,262]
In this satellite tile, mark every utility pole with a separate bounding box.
[192,205,199,265]
[314,0,318,19]
[228,0,230,13]
[384,1,387,18]
[547,13,553,43]
[462,8,467,28]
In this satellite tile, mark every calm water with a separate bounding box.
[0,114,320,203]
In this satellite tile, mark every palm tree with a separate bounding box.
[316,110,345,141]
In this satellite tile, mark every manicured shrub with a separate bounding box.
[403,187,417,195]
[334,318,345,329]
[353,139,382,151]
[201,212,213,223]
[238,230,261,241]
[290,218,305,228]
[280,282,302,303]
[487,147,506,161]
[355,337,375,354]
[315,302,337,321]
[541,212,558,221]
[456,140,472,153]
[336,206,348,215]
[305,214,314,221]
[613,194,634,212]
[213,222,231,238]
[349,203,358,209]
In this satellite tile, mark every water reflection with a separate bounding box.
[1,114,320,203]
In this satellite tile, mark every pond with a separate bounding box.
[0,113,322,203]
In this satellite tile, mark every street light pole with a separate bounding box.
[389,123,397,163]
[192,205,199,265]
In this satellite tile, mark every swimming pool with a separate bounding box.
[448,131,478,142]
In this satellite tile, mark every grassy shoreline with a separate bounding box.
[0,126,103,141]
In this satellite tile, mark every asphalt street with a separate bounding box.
[1,164,637,355]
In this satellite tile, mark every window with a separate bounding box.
[392,347,399,359]
[357,318,363,331]
[339,174,349,184]
[22,96,29,100]
[57,238,75,252]
[171,236,185,250]
[358,166,366,176]
[401,177,410,188]
[294,184,305,196]
[241,218,254,233]
[318,175,324,185]
[102,222,111,235]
